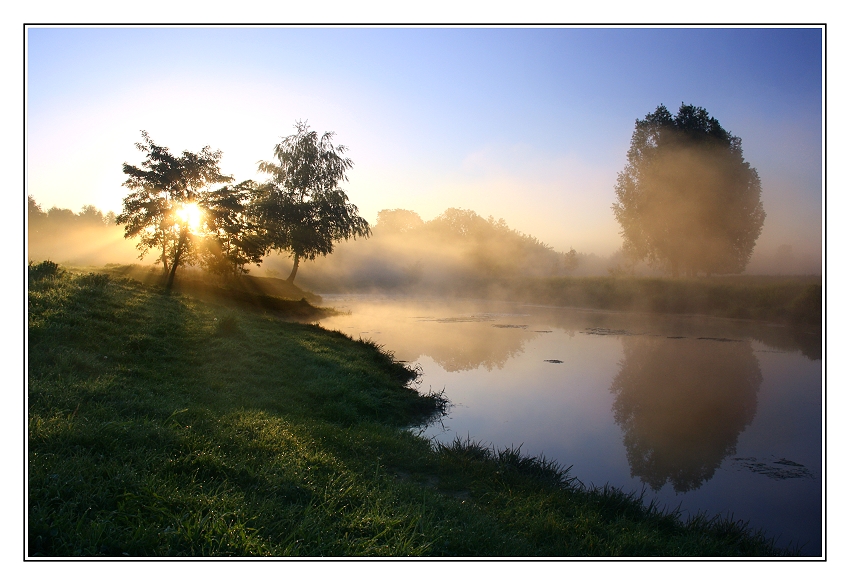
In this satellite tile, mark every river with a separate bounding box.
[315,294,823,556]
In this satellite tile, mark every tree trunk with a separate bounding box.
[160,216,170,273]
[165,227,188,290]
[286,254,300,283]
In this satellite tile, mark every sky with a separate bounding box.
[26,25,823,263]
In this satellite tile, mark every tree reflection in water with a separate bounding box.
[610,336,762,493]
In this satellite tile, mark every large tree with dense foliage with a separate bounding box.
[256,121,371,283]
[613,104,765,277]
[117,131,233,288]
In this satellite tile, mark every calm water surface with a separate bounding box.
[316,294,823,556]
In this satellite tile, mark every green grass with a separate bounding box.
[28,263,794,557]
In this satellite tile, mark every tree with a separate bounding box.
[256,121,371,283]
[27,196,47,233]
[374,209,425,234]
[117,131,233,288]
[198,180,267,276]
[613,104,766,276]
[78,205,107,225]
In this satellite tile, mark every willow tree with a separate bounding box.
[256,121,371,283]
[116,131,233,288]
[613,104,765,277]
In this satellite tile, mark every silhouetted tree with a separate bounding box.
[78,205,107,225]
[117,131,233,288]
[28,196,47,236]
[198,180,267,276]
[46,207,76,225]
[613,104,765,276]
[256,121,371,283]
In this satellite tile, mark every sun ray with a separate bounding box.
[175,202,204,233]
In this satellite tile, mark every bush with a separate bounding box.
[789,284,822,328]
[77,272,110,290]
[28,260,62,282]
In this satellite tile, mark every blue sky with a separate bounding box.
[26,26,824,262]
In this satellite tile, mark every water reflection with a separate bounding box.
[319,298,542,372]
[610,336,762,493]
[315,296,820,554]
[319,296,819,377]
[415,315,540,371]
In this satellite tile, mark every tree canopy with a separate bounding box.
[116,131,234,287]
[197,180,267,276]
[613,104,765,276]
[256,121,371,283]
[115,126,372,287]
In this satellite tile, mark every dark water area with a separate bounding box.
[317,295,823,556]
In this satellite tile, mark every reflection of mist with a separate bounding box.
[319,302,539,373]
[610,336,762,493]
[420,320,535,372]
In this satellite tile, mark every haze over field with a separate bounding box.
[26,26,823,274]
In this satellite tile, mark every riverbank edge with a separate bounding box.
[305,274,823,329]
[27,264,800,556]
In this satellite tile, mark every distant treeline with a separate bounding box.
[27,196,140,266]
[276,208,580,292]
[27,195,819,283]
[28,196,117,227]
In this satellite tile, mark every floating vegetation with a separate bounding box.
[544,359,564,364]
[732,457,815,480]
[422,315,497,323]
[493,324,528,329]
[534,330,553,333]
[584,327,632,336]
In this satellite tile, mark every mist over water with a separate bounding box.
[317,296,822,555]
[262,211,820,287]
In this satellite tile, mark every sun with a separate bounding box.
[175,202,204,233]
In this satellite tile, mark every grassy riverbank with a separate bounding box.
[397,275,822,329]
[28,263,792,557]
